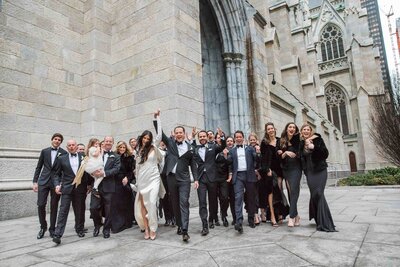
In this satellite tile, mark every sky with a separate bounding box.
[378,0,400,81]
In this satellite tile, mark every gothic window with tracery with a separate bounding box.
[320,24,345,61]
[325,84,349,135]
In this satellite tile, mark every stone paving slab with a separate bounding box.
[0,186,399,267]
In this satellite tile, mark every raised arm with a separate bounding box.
[154,113,162,146]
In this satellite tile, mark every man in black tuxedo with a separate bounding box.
[193,129,226,235]
[33,133,66,239]
[90,136,121,239]
[153,110,198,242]
[52,139,90,244]
[228,130,260,233]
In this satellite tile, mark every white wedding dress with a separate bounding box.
[134,116,166,232]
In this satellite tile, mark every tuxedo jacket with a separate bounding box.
[33,147,67,186]
[100,151,121,193]
[193,139,226,183]
[153,120,198,182]
[228,145,260,184]
[53,152,89,195]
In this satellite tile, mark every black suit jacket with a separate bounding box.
[153,120,198,182]
[53,153,89,194]
[194,140,226,183]
[33,147,67,186]
[100,151,121,193]
[228,145,260,184]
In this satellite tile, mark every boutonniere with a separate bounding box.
[80,155,84,162]
[109,155,115,158]
[57,152,61,157]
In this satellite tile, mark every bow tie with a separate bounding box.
[236,145,243,148]
[176,141,183,146]
[51,147,58,151]
[104,151,110,155]
[70,153,77,157]
[199,144,206,148]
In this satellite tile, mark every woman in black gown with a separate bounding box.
[299,124,336,232]
[260,122,290,226]
[111,141,135,233]
[277,122,302,227]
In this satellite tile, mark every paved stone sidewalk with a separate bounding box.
[0,186,399,267]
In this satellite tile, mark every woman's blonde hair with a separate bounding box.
[115,141,132,157]
[300,124,314,140]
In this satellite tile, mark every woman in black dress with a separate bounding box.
[277,122,302,227]
[111,141,135,233]
[299,124,336,232]
[218,136,235,225]
[248,133,263,225]
[260,122,290,226]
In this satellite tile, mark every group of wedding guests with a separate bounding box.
[32,110,336,245]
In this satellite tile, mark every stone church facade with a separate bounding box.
[0,0,387,219]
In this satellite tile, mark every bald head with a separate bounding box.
[66,139,77,153]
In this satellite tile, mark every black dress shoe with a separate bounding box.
[215,220,220,226]
[77,231,85,238]
[182,232,190,242]
[103,230,110,239]
[164,220,170,226]
[52,236,61,245]
[209,222,215,229]
[37,228,46,239]
[93,227,100,237]
[234,223,243,234]
[201,228,209,236]
[249,222,256,228]
[222,217,229,227]
[177,227,183,235]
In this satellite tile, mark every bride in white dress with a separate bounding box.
[134,110,165,240]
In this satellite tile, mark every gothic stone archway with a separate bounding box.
[199,0,251,135]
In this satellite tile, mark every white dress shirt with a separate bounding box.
[237,146,247,171]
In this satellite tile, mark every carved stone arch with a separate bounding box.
[312,0,346,46]
[324,81,351,135]
[200,0,252,135]
[324,81,350,100]
[319,23,346,61]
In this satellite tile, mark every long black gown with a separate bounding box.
[111,154,135,233]
[300,134,336,232]
[260,138,289,221]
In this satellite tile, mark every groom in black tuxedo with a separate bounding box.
[52,139,90,244]
[228,130,261,233]
[153,110,198,242]
[33,133,66,239]
[193,129,226,235]
[90,136,121,239]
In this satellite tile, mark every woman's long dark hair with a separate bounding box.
[280,122,299,149]
[263,122,276,144]
[137,130,154,164]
